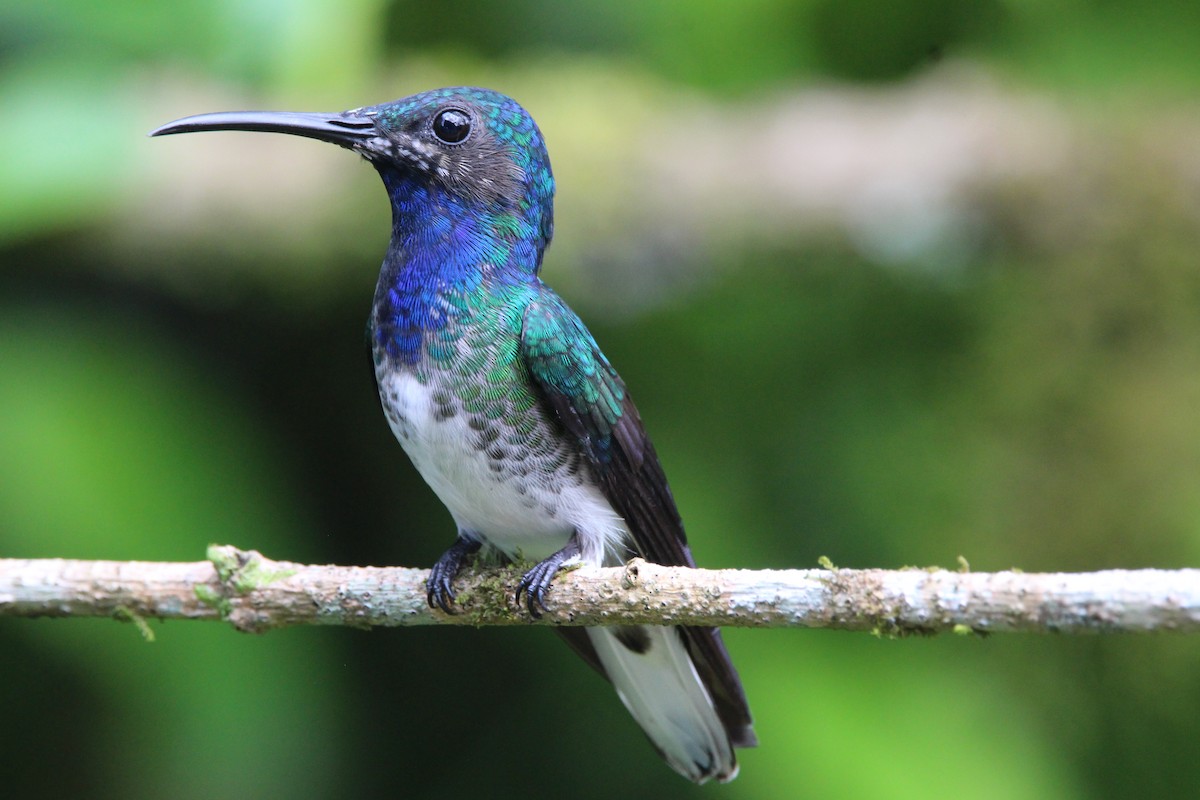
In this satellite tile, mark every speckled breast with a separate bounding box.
[371,301,622,562]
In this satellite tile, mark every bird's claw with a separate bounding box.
[426,562,458,614]
[426,535,482,615]
[515,560,560,618]
[514,534,582,619]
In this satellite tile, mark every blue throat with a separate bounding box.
[371,169,550,365]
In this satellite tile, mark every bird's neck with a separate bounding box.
[371,171,546,366]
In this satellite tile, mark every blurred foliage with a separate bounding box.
[3,1,1200,799]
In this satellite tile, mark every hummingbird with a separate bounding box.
[151,87,755,782]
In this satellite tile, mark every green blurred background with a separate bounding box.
[3,1,1200,797]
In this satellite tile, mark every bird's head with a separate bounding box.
[151,87,556,264]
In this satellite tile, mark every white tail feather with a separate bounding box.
[586,625,737,783]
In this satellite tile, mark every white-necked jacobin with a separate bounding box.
[151,87,755,783]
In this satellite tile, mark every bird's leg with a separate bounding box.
[427,534,482,614]
[515,532,582,618]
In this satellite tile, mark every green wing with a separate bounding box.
[520,290,693,567]
[520,289,756,748]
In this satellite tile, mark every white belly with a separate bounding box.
[379,371,626,564]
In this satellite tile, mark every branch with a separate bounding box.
[2,546,1198,636]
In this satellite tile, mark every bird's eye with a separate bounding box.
[431,108,472,145]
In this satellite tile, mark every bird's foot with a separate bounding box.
[426,535,482,614]
[515,534,582,618]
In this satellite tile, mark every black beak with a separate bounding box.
[149,109,379,152]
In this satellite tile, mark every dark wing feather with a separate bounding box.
[521,291,755,747]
